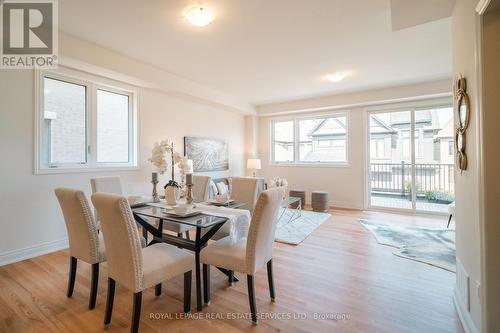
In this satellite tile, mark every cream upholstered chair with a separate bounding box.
[230,177,259,212]
[192,175,211,202]
[90,176,123,194]
[200,187,283,324]
[54,188,105,310]
[89,177,192,239]
[91,193,194,333]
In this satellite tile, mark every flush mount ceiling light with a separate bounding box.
[326,72,345,82]
[184,5,215,27]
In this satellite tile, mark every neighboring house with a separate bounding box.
[301,117,347,162]
[369,110,454,165]
[434,119,455,165]
[367,109,455,196]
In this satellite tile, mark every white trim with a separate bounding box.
[364,101,454,214]
[454,289,479,333]
[269,111,350,166]
[34,67,139,174]
[328,201,364,210]
[474,8,487,333]
[476,0,492,14]
[0,238,69,267]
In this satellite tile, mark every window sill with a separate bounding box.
[267,162,350,168]
[34,165,140,175]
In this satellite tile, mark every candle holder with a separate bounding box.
[151,179,160,203]
[186,184,194,205]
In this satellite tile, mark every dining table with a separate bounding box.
[131,201,251,311]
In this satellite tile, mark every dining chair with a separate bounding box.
[89,177,192,239]
[91,193,194,333]
[192,175,211,202]
[90,176,123,194]
[230,177,259,212]
[54,188,106,310]
[200,187,284,324]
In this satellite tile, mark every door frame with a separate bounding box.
[363,98,453,215]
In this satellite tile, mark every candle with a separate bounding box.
[186,159,194,174]
[152,172,158,183]
[186,173,193,185]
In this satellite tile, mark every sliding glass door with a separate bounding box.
[367,107,454,213]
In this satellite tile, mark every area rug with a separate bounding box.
[358,219,456,272]
[274,209,330,245]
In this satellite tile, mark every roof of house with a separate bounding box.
[308,118,346,137]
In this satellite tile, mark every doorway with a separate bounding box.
[367,105,454,213]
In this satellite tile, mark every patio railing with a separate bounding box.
[370,162,454,197]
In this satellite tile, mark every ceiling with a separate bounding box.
[59,0,452,106]
[390,0,455,31]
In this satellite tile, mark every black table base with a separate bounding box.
[133,213,237,311]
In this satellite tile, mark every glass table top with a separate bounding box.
[132,206,228,228]
[282,196,301,207]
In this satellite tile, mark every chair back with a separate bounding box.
[91,193,144,292]
[55,188,100,264]
[230,177,259,211]
[192,175,211,202]
[245,187,283,274]
[90,176,123,195]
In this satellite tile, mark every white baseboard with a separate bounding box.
[329,201,363,210]
[302,200,363,210]
[454,288,479,333]
[0,238,69,267]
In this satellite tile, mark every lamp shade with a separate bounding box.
[247,158,261,170]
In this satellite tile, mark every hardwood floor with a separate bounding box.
[0,208,463,333]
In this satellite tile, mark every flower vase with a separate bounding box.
[165,186,179,205]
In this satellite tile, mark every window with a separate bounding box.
[298,116,346,163]
[37,70,138,172]
[448,140,454,155]
[97,89,130,163]
[370,138,386,158]
[42,77,87,166]
[272,121,294,162]
[402,130,419,158]
[271,113,348,165]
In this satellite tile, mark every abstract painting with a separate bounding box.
[184,136,229,172]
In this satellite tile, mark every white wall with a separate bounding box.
[254,81,452,209]
[0,37,246,265]
[479,2,500,332]
[451,1,483,332]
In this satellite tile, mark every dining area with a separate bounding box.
[54,173,283,333]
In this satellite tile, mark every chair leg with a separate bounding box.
[203,264,210,304]
[155,283,161,297]
[184,271,192,313]
[131,292,142,333]
[228,270,234,286]
[447,214,453,228]
[89,263,99,309]
[267,259,275,302]
[247,275,258,324]
[67,256,77,298]
[185,230,191,240]
[104,278,115,327]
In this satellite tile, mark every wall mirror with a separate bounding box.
[454,74,470,172]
